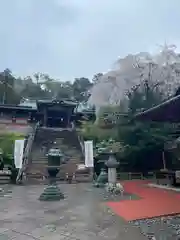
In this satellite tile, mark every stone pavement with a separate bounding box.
[0,183,146,240]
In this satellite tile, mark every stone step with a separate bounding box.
[26,128,84,183]
[26,168,46,175]
[32,149,80,156]
[32,156,48,159]
[31,157,80,164]
[26,162,90,178]
[31,160,47,164]
[32,158,47,163]
[26,172,67,181]
[31,162,47,166]
[26,172,90,183]
[32,157,48,160]
[0,174,11,184]
[75,174,91,183]
[32,157,47,160]
[27,161,80,170]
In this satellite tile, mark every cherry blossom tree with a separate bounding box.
[88,44,180,116]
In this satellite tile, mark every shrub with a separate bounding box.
[0,133,25,165]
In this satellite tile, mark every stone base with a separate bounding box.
[39,185,64,201]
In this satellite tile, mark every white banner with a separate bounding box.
[14,139,25,168]
[84,140,94,167]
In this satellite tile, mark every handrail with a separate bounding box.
[77,134,85,157]
[16,122,39,183]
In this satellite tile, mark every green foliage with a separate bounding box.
[96,105,126,128]
[72,77,92,101]
[79,78,177,171]
[0,69,95,104]
[95,139,124,156]
[0,133,25,165]
[108,79,176,171]
[79,121,117,143]
[0,69,21,104]
[116,119,179,170]
[118,121,176,151]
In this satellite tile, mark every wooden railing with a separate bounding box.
[116,171,174,185]
[16,122,39,183]
[117,172,143,180]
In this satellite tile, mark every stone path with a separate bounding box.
[0,183,146,240]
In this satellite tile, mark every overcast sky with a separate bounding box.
[0,0,179,81]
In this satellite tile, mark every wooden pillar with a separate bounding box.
[162,151,167,170]
[43,108,47,127]
[67,112,70,128]
[12,111,16,123]
[28,112,32,123]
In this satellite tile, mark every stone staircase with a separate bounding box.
[26,127,88,183]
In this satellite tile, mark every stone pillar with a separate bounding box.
[106,152,119,186]
[105,152,124,194]
[108,167,117,185]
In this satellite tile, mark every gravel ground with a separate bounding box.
[130,215,180,239]
[0,183,146,240]
[91,186,140,201]
[1,183,180,239]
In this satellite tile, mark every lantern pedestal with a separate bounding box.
[105,152,124,195]
[39,167,64,201]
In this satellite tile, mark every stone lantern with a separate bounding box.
[105,151,119,186]
[105,151,124,194]
[39,148,64,201]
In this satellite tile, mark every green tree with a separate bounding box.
[56,81,73,99]
[117,119,178,170]
[73,77,92,101]
[20,76,49,99]
[0,133,25,165]
[0,69,20,104]
[79,121,117,143]
[114,78,176,171]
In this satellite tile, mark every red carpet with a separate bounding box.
[106,180,180,221]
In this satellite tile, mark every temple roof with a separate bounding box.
[37,99,77,108]
[19,98,37,109]
[0,104,36,111]
[134,95,180,122]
